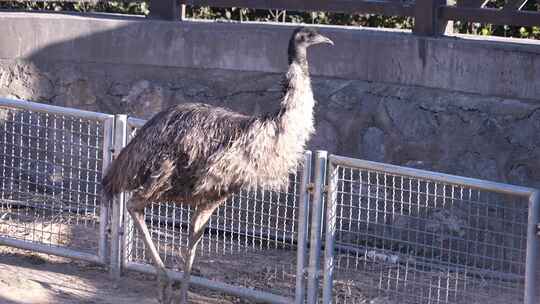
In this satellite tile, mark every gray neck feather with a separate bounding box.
[288,44,309,75]
[275,50,314,136]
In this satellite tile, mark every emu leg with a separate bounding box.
[179,204,220,304]
[127,197,173,304]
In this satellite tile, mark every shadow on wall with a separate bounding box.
[0,13,539,189]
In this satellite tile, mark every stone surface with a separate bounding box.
[1,12,540,100]
[361,127,385,162]
[1,59,540,190]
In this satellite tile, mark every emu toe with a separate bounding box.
[158,280,174,304]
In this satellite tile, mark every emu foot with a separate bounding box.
[158,280,174,304]
[191,266,202,277]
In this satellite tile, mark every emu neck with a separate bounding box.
[277,55,315,143]
[288,46,309,75]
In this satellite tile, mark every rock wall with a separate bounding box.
[1,59,539,188]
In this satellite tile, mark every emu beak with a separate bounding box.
[316,35,334,46]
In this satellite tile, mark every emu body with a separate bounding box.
[102,27,333,304]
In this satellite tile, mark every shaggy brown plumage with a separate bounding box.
[102,27,333,304]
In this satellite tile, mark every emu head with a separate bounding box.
[288,27,333,64]
[292,27,334,48]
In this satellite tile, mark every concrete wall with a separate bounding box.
[1,12,539,188]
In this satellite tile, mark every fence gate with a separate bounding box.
[109,115,314,304]
[0,98,114,265]
[318,154,539,304]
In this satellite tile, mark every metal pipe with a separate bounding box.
[524,190,540,304]
[109,115,128,280]
[294,151,312,304]
[306,150,327,304]
[127,117,146,128]
[0,236,103,264]
[98,116,114,264]
[0,97,113,121]
[322,162,338,304]
[329,155,536,197]
[125,262,293,304]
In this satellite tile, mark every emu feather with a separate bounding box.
[102,27,333,304]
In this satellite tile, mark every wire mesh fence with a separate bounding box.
[0,98,113,263]
[323,155,538,304]
[0,99,537,304]
[121,117,310,302]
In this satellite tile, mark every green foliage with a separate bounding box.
[0,1,149,15]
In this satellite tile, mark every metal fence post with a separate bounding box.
[110,114,128,280]
[149,0,181,20]
[525,191,540,304]
[413,0,451,36]
[322,161,338,304]
[99,116,115,264]
[180,4,187,20]
[295,151,313,304]
[307,151,328,304]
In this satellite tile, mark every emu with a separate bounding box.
[102,27,333,304]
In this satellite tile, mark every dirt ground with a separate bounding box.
[1,245,529,304]
[0,210,533,304]
[0,246,249,304]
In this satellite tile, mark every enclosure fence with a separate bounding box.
[0,98,539,304]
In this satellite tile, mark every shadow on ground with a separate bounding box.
[0,247,240,304]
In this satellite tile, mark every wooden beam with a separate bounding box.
[149,0,181,20]
[456,0,488,8]
[413,0,449,36]
[179,0,415,16]
[440,7,540,27]
[502,0,528,11]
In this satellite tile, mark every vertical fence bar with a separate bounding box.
[109,115,128,279]
[180,4,187,20]
[99,116,115,264]
[322,161,338,304]
[525,190,540,304]
[295,151,313,304]
[122,119,140,270]
[307,151,328,304]
[149,0,181,20]
[413,0,450,35]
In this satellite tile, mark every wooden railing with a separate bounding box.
[442,0,540,27]
[168,0,540,36]
[4,0,540,36]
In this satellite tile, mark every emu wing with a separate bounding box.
[102,103,251,201]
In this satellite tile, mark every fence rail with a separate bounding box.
[179,0,415,16]
[0,98,538,304]
[440,6,540,27]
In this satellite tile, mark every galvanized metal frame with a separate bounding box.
[109,114,128,278]
[295,151,312,304]
[0,97,115,265]
[119,116,313,304]
[306,150,327,303]
[321,154,540,304]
